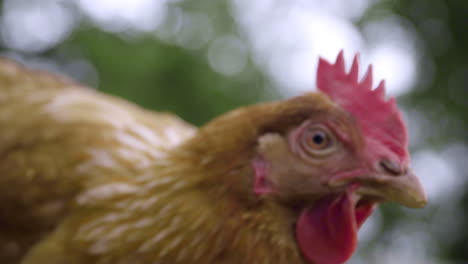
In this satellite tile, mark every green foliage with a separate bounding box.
[62,27,269,125]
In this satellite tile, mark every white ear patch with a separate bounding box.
[257,133,288,154]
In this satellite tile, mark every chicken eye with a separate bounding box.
[299,126,336,156]
[309,130,329,148]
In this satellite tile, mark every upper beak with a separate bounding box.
[356,168,427,208]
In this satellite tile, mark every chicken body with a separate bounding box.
[0,54,426,264]
[0,59,304,264]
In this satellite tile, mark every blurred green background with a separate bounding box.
[0,0,467,263]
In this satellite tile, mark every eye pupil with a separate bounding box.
[312,134,325,145]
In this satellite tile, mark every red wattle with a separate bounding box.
[296,190,374,264]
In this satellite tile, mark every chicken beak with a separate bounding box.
[356,169,428,208]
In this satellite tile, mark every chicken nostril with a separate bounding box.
[379,159,403,176]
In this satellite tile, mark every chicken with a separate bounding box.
[0,51,426,264]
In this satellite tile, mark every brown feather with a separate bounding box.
[0,58,358,264]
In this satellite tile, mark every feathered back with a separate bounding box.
[0,58,198,263]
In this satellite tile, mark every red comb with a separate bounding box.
[317,51,409,162]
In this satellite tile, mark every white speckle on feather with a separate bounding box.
[191,235,207,260]
[102,224,130,240]
[163,127,185,146]
[189,234,204,251]
[225,108,244,118]
[98,212,128,223]
[128,195,160,211]
[115,148,145,162]
[83,226,108,241]
[158,235,184,258]
[170,216,182,226]
[138,228,173,252]
[133,217,155,228]
[44,90,134,127]
[140,176,174,189]
[128,124,162,146]
[75,148,119,173]
[147,149,168,159]
[89,238,110,254]
[114,199,131,209]
[76,183,138,205]
[137,217,182,253]
[156,203,174,217]
[189,215,207,231]
[170,180,189,191]
[114,131,150,152]
[114,131,166,159]
[115,148,156,169]
[201,156,213,165]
